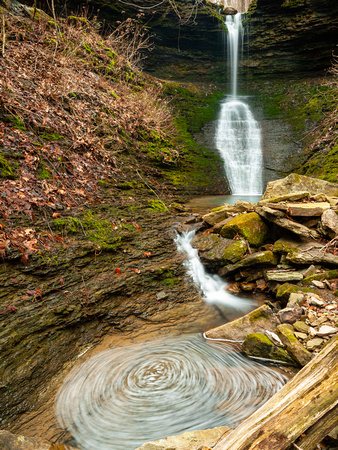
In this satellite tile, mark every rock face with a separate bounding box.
[244,0,338,74]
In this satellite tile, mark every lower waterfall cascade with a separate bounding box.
[216,13,263,195]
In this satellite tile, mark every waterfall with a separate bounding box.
[175,229,251,309]
[215,14,263,195]
[226,14,243,97]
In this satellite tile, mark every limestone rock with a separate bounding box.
[259,191,310,203]
[277,307,303,325]
[286,293,305,308]
[276,283,313,305]
[219,251,278,277]
[256,206,319,239]
[316,325,337,336]
[219,212,268,247]
[312,280,325,289]
[321,208,338,237]
[293,321,309,334]
[261,174,338,201]
[242,333,294,364]
[203,208,230,227]
[0,430,78,449]
[191,233,247,268]
[265,270,303,282]
[303,269,338,286]
[287,202,330,217]
[205,305,280,341]
[276,324,312,366]
[135,426,231,450]
[306,338,324,350]
[294,331,307,340]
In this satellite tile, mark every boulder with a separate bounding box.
[261,174,338,201]
[205,305,280,341]
[321,208,338,238]
[135,426,231,450]
[276,283,314,306]
[203,208,230,227]
[219,251,278,277]
[219,212,268,247]
[242,333,295,364]
[191,233,247,268]
[277,307,303,325]
[259,191,310,204]
[276,324,312,366]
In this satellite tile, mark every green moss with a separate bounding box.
[52,212,131,251]
[222,240,247,263]
[147,199,168,212]
[0,152,19,179]
[220,212,268,247]
[39,131,64,142]
[243,333,295,364]
[303,269,338,285]
[276,283,314,302]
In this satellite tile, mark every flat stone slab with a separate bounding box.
[219,251,278,276]
[136,426,231,450]
[256,206,320,239]
[287,202,330,217]
[205,305,280,342]
[265,270,304,282]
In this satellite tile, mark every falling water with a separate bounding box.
[216,14,263,195]
[175,229,251,310]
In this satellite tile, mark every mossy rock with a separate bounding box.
[219,250,278,277]
[219,212,268,247]
[276,324,312,366]
[242,333,295,364]
[192,234,247,269]
[276,283,314,305]
[303,269,338,285]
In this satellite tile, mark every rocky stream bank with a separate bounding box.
[1,174,338,449]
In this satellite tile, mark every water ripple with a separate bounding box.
[56,335,288,450]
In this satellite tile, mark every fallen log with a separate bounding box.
[213,335,338,450]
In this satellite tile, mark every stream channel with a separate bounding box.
[55,198,291,450]
[54,12,291,450]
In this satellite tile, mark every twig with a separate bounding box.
[1,13,5,58]
[135,168,168,208]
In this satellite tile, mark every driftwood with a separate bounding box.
[213,335,338,450]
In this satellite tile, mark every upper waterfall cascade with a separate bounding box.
[215,13,263,195]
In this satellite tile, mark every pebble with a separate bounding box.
[293,321,309,334]
[316,325,337,336]
[294,331,307,340]
[308,295,324,307]
[311,280,326,289]
[307,338,324,350]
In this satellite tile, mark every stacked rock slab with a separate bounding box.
[192,174,338,365]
